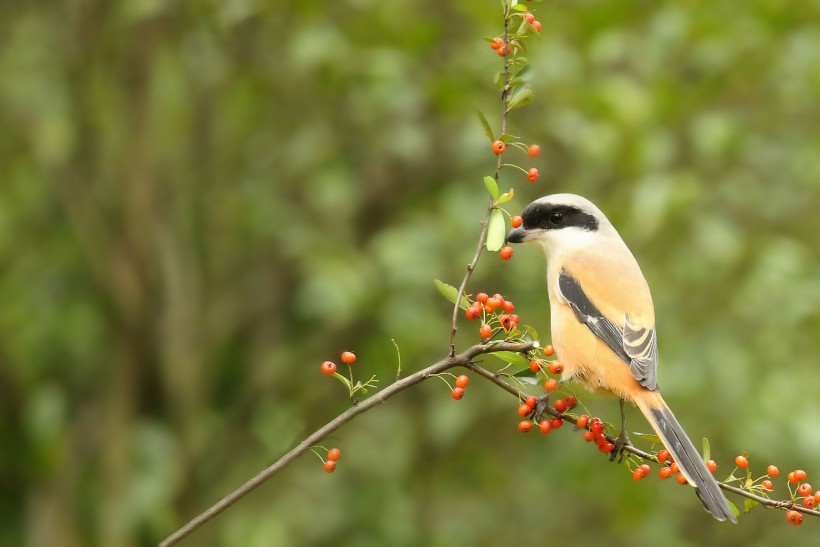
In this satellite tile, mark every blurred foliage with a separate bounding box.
[2,0,820,545]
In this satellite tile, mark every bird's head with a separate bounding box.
[506,193,618,256]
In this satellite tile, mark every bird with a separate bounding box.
[506,193,737,523]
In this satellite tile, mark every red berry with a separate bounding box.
[814,491,820,503]
[479,323,492,339]
[531,20,542,32]
[451,387,464,400]
[543,344,555,356]
[657,449,669,464]
[735,455,748,468]
[639,464,651,477]
[324,460,336,473]
[564,395,576,409]
[502,300,515,312]
[548,361,564,374]
[511,215,523,228]
[786,510,803,526]
[341,351,356,364]
[529,360,540,373]
[455,375,469,388]
[582,430,595,441]
[524,13,535,24]
[795,469,807,481]
[676,474,688,485]
[500,246,514,260]
[527,144,541,157]
[490,37,504,50]
[543,378,558,392]
[550,417,563,429]
[526,167,539,182]
[798,483,813,497]
[321,361,337,375]
[599,442,614,454]
[804,496,816,509]
[486,297,503,309]
[761,479,773,491]
[576,414,589,429]
[539,419,551,434]
[553,399,567,413]
[517,404,532,418]
[327,448,341,461]
[525,396,537,409]
[670,462,680,474]
[497,45,510,56]
[518,420,532,433]
[788,472,796,484]
[465,305,481,320]
[659,467,673,479]
[590,418,604,435]
[492,140,506,154]
[767,465,779,477]
[706,460,718,473]
[632,468,643,481]
[476,292,489,304]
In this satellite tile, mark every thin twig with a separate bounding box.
[160,341,536,546]
[449,2,512,357]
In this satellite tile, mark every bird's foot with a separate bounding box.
[610,429,632,463]
[533,393,552,423]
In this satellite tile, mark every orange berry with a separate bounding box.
[490,37,504,50]
[632,468,644,481]
[599,442,614,454]
[527,144,541,158]
[735,455,748,469]
[511,215,523,228]
[676,474,688,485]
[657,450,670,464]
[576,414,590,429]
[639,464,651,477]
[497,45,509,56]
[327,448,341,461]
[798,483,813,497]
[795,469,807,481]
[548,361,564,374]
[491,140,506,154]
[788,472,797,484]
[526,167,539,182]
[465,305,481,320]
[321,361,337,375]
[804,496,816,509]
[786,510,803,526]
[550,417,563,429]
[670,462,680,474]
[531,20,542,32]
[761,479,773,491]
[476,292,489,304]
[659,466,673,479]
[767,465,779,477]
[486,297,503,309]
[525,396,537,409]
[543,344,555,356]
[529,360,541,373]
[539,419,551,434]
[518,404,532,418]
[523,13,535,24]
[543,378,558,392]
[502,300,515,312]
[341,351,356,364]
[706,460,718,473]
[455,375,469,388]
[479,323,492,339]
[324,460,336,473]
[451,387,464,400]
[582,430,595,442]
[500,246,514,260]
[553,399,567,413]
[518,420,532,433]
[814,491,820,503]
[564,395,576,408]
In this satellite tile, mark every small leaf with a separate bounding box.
[507,87,534,112]
[475,107,494,141]
[743,498,759,514]
[631,432,662,444]
[434,279,468,310]
[702,437,711,462]
[491,351,531,368]
[521,324,540,341]
[486,209,505,251]
[511,3,529,11]
[483,176,499,201]
[494,72,505,88]
[728,500,741,518]
[497,188,515,204]
[514,368,540,385]
[508,76,526,88]
[515,64,531,79]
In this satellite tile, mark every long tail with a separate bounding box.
[635,391,737,523]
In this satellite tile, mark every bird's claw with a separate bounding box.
[610,430,631,463]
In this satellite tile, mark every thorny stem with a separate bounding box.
[159,341,537,546]
[449,1,512,357]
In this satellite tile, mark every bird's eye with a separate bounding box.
[550,212,564,224]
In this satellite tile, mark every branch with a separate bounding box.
[160,341,537,546]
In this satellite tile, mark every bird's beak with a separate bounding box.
[506,226,537,244]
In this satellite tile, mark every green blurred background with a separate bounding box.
[3,0,820,545]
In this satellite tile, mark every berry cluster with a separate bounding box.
[489,139,540,184]
[319,351,378,399]
[464,291,520,341]
[451,374,469,400]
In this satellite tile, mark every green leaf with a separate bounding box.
[515,64,532,79]
[494,72,504,88]
[511,4,529,11]
[508,76,526,88]
[475,107,494,141]
[483,176,499,201]
[743,498,759,514]
[507,87,534,112]
[702,437,711,462]
[631,432,663,444]
[513,368,540,385]
[521,324,540,341]
[486,209,505,251]
[434,279,468,310]
[728,501,741,518]
[497,188,515,204]
[498,133,517,143]
[491,351,531,368]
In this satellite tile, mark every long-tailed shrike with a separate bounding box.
[506,193,736,523]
